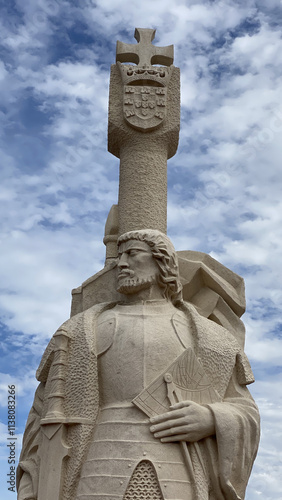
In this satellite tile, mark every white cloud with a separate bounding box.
[226,23,282,72]
[0,1,281,497]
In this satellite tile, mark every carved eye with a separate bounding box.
[128,249,139,256]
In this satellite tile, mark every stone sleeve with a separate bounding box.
[207,371,260,500]
[17,383,44,500]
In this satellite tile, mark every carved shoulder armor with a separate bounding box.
[96,310,116,356]
[171,310,193,349]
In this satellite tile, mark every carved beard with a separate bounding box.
[117,275,157,295]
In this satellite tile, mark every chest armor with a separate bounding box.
[76,301,195,500]
[97,301,193,406]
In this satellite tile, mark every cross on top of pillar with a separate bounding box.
[116,28,174,68]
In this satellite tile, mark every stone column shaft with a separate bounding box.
[118,138,167,235]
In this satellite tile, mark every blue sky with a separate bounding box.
[1,0,282,498]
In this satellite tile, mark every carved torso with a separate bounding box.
[76,300,194,500]
[97,300,192,406]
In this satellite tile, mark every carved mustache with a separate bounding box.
[118,270,135,279]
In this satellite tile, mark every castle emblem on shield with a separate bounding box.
[123,86,167,131]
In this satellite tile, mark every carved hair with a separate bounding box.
[117,229,183,305]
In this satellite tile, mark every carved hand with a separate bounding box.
[150,400,215,443]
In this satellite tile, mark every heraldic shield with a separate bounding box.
[123,85,167,132]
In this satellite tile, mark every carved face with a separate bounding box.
[117,239,160,295]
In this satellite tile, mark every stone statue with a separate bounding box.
[17,230,259,500]
[17,29,260,500]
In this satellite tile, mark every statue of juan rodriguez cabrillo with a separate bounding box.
[17,28,260,500]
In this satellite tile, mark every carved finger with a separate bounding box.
[169,400,194,410]
[150,416,188,433]
[150,408,187,424]
[153,424,190,438]
[160,434,190,443]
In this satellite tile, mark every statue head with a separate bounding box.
[117,229,183,305]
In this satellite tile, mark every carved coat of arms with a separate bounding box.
[123,85,167,132]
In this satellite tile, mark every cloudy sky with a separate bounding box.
[0,0,282,498]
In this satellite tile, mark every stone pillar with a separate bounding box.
[103,204,119,262]
[108,28,180,236]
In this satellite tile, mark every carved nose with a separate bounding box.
[118,254,129,268]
